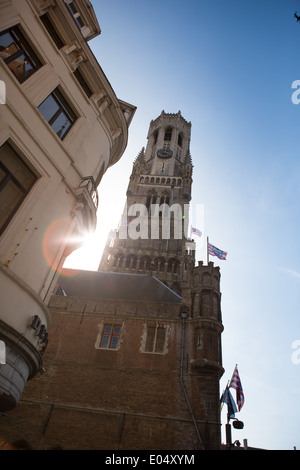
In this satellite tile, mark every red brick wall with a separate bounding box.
[0,294,222,450]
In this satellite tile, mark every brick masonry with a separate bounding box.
[0,286,223,450]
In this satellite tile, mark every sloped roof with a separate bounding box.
[55,269,181,303]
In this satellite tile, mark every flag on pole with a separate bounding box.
[220,384,237,419]
[208,242,227,260]
[191,226,202,237]
[229,366,244,411]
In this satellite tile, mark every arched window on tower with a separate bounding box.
[153,129,158,145]
[114,253,124,268]
[177,133,183,147]
[125,254,137,270]
[146,191,157,215]
[159,192,170,217]
[160,192,170,206]
[154,257,165,273]
[164,127,172,141]
[139,256,151,272]
[167,258,179,274]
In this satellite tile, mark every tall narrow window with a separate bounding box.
[38,88,77,140]
[0,142,37,235]
[74,68,92,98]
[65,1,85,30]
[99,325,121,350]
[144,325,167,354]
[164,127,172,141]
[153,129,158,145]
[40,14,64,49]
[0,25,42,83]
[177,133,183,147]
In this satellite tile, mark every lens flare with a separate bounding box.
[43,218,96,275]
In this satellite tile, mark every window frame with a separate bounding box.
[65,1,85,31]
[143,324,167,354]
[0,142,37,235]
[73,68,93,98]
[40,14,65,50]
[99,324,121,350]
[164,127,172,142]
[38,87,77,140]
[0,25,42,83]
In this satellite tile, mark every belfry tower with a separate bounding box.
[99,110,195,298]
[98,111,224,449]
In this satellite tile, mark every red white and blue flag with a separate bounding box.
[208,242,227,260]
[229,366,244,411]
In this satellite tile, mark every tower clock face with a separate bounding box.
[157,148,173,159]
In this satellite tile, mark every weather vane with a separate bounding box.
[294,11,300,23]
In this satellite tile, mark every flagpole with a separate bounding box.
[207,236,209,265]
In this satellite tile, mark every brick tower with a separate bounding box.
[98,110,224,448]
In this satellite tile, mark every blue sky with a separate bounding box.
[65,0,300,450]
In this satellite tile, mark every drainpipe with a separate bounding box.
[180,312,204,450]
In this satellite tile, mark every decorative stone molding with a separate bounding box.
[0,320,43,411]
[61,42,87,70]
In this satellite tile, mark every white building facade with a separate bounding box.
[0,0,135,411]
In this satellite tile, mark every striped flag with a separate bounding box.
[191,226,202,237]
[229,366,244,411]
[208,242,227,260]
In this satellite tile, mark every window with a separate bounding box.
[144,325,167,354]
[100,325,121,350]
[65,1,85,30]
[74,68,92,98]
[177,133,183,147]
[164,127,172,141]
[0,25,42,83]
[167,258,179,274]
[38,88,77,140]
[125,254,137,270]
[0,142,37,235]
[40,14,64,49]
[146,191,157,214]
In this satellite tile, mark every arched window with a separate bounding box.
[160,192,170,206]
[154,257,165,273]
[167,258,179,274]
[146,191,157,213]
[159,192,170,217]
[139,256,151,272]
[126,254,137,270]
[114,253,124,268]
[153,129,158,145]
[164,127,172,141]
[177,133,183,147]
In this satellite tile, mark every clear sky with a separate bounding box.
[64,0,300,450]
